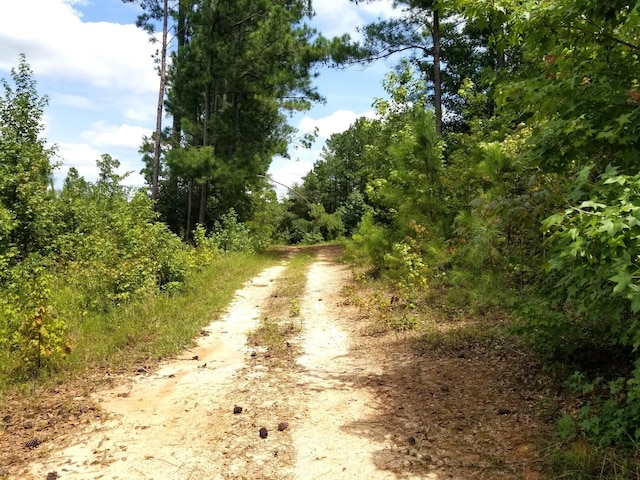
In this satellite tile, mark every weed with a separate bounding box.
[545,439,640,480]
[289,298,300,317]
[386,313,418,332]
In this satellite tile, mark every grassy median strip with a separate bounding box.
[247,250,314,363]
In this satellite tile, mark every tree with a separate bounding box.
[123,0,171,201]
[347,0,517,133]
[299,117,380,214]
[162,0,333,230]
[345,0,455,134]
[0,54,57,257]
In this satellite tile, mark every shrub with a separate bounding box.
[534,165,640,446]
[1,256,67,377]
[210,209,255,253]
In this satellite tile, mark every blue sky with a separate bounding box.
[0,0,401,194]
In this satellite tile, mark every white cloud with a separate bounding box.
[268,156,316,198]
[55,142,104,180]
[80,122,152,149]
[312,0,401,40]
[55,142,146,187]
[0,0,158,95]
[53,93,96,110]
[298,109,376,140]
[125,106,155,122]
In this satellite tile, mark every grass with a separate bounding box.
[0,251,279,396]
[247,250,314,362]
[544,439,640,479]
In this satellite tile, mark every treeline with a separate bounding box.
[283,0,640,451]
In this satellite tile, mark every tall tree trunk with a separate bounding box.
[432,6,443,136]
[493,10,506,71]
[199,182,208,226]
[496,46,505,70]
[172,0,187,148]
[152,0,169,201]
[186,177,193,241]
[199,66,212,227]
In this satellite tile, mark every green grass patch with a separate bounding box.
[544,439,640,480]
[247,251,314,360]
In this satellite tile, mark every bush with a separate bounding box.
[533,165,640,446]
[383,241,427,298]
[210,208,255,253]
[346,211,390,269]
[1,256,67,378]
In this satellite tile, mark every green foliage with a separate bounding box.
[56,163,197,310]
[542,167,640,350]
[282,0,640,460]
[339,65,444,300]
[347,210,390,270]
[562,372,640,447]
[0,54,57,259]
[383,241,428,298]
[1,257,67,378]
[349,0,504,132]
[159,0,336,230]
[279,199,346,245]
[246,188,284,250]
[308,203,345,241]
[0,57,65,378]
[302,231,324,245]
[0,58,234,381]
[525,167,640,446]
[192,224,219,259]
[512,297,583,362]
[336,191,367,236]
[211,209,255,253]
[386,313,418,332]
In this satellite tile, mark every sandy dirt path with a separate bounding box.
[14,246,546,480]
[22,264,287,480]
[291,253,434,480]
[20,251,428,480]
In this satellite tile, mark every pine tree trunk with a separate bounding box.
[186,177,193,241]
[199,68,212,227]
[172,0,186,148]
[199,182,208,226]
[496,46,505,70]
[152,0,169,201]
[432,7,443,136]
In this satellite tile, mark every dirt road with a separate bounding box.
[15,246,547,479]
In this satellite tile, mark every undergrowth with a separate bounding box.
[544,439,640,480]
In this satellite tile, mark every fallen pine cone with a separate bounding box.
[277,422,289,431]
[24,438,40,449]
[233,405,243,414]
[259,427,268,439]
